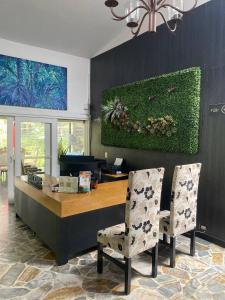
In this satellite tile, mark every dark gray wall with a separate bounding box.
[90,0,225,245]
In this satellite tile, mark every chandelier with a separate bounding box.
[105,0,198,37]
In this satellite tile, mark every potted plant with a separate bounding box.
[58,139,68,160]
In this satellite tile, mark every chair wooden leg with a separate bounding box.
[97,243,103,274]
[125,257,131,295]
[190,229,196,256]
[170,237,176,268]
[152,243,158,278]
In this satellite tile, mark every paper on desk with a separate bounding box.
[114,158,123,166]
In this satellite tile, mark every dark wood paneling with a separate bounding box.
[90,0,225,244]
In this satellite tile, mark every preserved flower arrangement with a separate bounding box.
[102,98,177,137]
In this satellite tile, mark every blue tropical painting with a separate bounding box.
[0,54,67,110]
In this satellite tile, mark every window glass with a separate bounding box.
[21,122,45,171]
[58,120,86,155]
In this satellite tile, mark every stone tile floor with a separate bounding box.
[0,181,225,299]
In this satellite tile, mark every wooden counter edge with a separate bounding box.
[15,177,62,217]
[15,177,127,218]
[61,179,127,217]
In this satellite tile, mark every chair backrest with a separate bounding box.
[124,168,165,257]
[170,163,202,236]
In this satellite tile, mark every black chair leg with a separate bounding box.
[97,243,103,274]
[152,243,158,278]
[125,257,131,295]
[163,233,167,244]
[170,237,176,268]
[190,229,196,256]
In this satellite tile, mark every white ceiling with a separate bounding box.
[0,0,211,59]
[0,0,125,58]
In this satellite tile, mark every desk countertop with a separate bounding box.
[15,175,127,218]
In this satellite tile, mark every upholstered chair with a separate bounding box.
[97,168,165,295]
[160,163,202,268]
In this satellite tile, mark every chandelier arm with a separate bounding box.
[157,11,177,32]
[110,5,148,21]
[131,11,149,37]
[157,0,167,6]
[158,0,198,13]
[139,0,151,10]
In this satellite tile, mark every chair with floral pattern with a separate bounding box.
[97,168,165,295]
[159,163,202,268]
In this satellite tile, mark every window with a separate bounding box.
[58,120,86,155]
[21,122,46,171]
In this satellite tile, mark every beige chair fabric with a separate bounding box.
[98,168,165,258]
[160,163,202,237]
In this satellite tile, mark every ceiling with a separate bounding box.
[0,0,210,59]
[0,0,125,58]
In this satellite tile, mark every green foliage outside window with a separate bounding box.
[58,138,68,160]
[57,121,85,155]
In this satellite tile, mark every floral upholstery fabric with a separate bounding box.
[97,223,126,255]
[160,163,202,237]
[98,168,165,258]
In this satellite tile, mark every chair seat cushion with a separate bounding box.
[97,223,126,255]
[160,210,170,218]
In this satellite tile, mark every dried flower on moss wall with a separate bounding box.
[145,116,177,137]
[102,99,177,137]
[102,97,128,125]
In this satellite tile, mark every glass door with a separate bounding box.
[20,122,49,174]
[15,117,57,178]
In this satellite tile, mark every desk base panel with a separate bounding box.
[15,188,125,265]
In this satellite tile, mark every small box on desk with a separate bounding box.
[27,174,43,190]
[79,171,91,193]
[58,176,79,193]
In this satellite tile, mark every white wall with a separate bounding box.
[94,0,211,57]
[0,38,90,120]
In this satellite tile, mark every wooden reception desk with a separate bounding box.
[15,176,127,265]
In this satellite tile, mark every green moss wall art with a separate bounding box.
[101,67,201,154]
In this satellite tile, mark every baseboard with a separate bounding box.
[183,231,225,248]
[196,232,225,248]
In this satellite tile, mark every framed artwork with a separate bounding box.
[0,54,67,110]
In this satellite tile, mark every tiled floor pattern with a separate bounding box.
[0,180,225,300]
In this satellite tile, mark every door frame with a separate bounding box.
[5,117,14,204]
